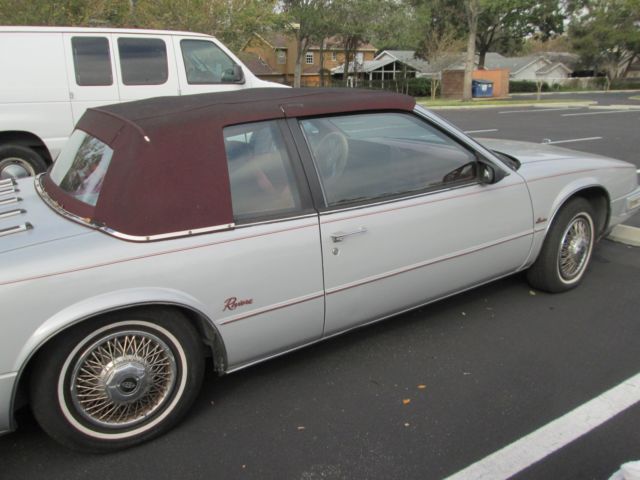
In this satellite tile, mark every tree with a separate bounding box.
[331,0,380,86]
[0,0,280,51]
[411,0,466,99]
[463,0,480,100]
[281,0,331,88]
[569,0,640,89]
[475,0,564,69]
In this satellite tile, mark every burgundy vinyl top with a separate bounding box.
[43,88,416,238]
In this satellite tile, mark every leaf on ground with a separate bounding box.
[402,398,411,405]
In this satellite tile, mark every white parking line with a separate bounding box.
[562,110,639,117]
[444,372,640,480]
[543,137,603,145]
[464,129,499,134]
[498,107,582,114]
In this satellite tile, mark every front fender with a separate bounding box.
[542,177,604,235]
[524,176,607,267]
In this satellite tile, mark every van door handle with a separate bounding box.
[330,227,368,243]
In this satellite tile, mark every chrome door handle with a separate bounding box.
[330,227,368,243]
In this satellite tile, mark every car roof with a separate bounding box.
[93,87,416,127]
[43,88,416,240]
[0,26,212,37]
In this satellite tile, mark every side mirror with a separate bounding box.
[479,162,506,184]
[232,64,245,83]
[222,65,245,83]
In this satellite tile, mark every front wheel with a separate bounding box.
[527,198,596,293]
[30,308,204,452]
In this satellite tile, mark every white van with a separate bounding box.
[0,26,282,179]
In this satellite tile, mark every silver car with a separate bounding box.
[1,88,639,452]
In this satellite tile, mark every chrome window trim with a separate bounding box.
[35,174,235,242]
[101,223,235,242]
[232,212,319,229]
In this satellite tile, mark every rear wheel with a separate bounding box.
[30,308,205,452]
[527,198,596,293]
[0,145,48,180]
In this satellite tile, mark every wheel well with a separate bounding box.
[12,304,226,419]
[570,187,610,237]
[0,131,52,164]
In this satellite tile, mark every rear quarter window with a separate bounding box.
[49,130,113,206]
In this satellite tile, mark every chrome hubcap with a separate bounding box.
[558,215,592,281]
[70,331,177,429]
[0,157,35,180]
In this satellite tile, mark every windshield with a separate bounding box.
[49,130,114,206]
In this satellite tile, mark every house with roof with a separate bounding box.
[331,50,433,87]
[444,52,577,84]
[241,32,377,86]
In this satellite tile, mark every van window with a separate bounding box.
[71,37,113,86]
[118,38,168,85]
[181,39,241,84]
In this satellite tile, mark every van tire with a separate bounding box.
[0,145,48,180]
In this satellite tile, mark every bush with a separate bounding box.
[509,80,550,93]
[406,77,431,97]
[609,78,640,90]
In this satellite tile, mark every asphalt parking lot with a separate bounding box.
[1,91,638,480]
[435,91,640,228]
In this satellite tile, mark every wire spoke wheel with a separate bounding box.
[558,214,592,282]
[70,330,177,429]
[527,197,597,293]
[30,310,205,452]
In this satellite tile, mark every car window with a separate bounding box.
[300,113,477,207]
[71,37,113,86]
[117,37,168,85]
[224,121,302,221]
[181,39,240,84]
[49,130,113,207]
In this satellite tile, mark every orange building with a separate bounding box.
[241,32,377,86]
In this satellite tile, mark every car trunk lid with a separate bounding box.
[0,177,93,255]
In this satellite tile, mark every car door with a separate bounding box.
[291,111,534,336]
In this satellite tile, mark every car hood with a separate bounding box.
[0,177,93,255]
[477,138,631,167]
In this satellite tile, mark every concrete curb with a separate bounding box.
[510,89,640,96]
[423,101,595,110]
[607,225,640,247]
[588,105,640,110]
